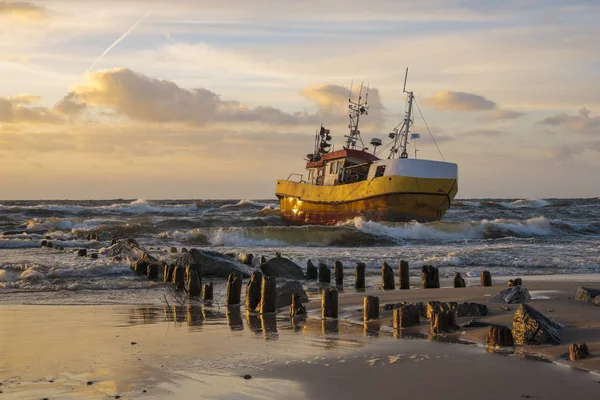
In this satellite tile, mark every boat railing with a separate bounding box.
[286,173,305,183]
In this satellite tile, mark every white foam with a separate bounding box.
[500,199,550,209]
[219,199,271,209]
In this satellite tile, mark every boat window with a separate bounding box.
[337,160,343,172]
[308,169,313,179]
[329,162,334,174]
[375,165,386,177]
[318,168,324,177]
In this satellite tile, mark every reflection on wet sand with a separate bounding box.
[290,315,307,332]
[246,312,263,334]
[363,321,381,338]
[186,305,204,328]
[226,307,243,331]
[321,319,339,335]
[261,314,278,340]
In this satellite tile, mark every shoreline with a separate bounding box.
[2,276,600,399]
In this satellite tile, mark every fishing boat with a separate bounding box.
[275,69,458,225]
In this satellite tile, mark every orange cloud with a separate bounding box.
[424,90,496,111]
[0,1,47,22]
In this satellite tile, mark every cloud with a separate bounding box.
[0,1,47,21]
[59,68,386,128]
[423,90,496,111]
[539,108,600,135]
[459,129,502,137]
[0,96,61,124]
[543,141,600,161]
[489,109,524,120]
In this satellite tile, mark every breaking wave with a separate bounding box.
[219,199,273,209]
[453,199,551,209]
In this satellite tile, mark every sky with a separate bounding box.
[0,0,599,200]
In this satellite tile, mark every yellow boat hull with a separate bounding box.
[275,175,458,225]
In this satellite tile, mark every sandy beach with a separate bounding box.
[2,275,600,399]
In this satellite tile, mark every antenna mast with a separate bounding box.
[345,81,369,150]
[388,68,414,159]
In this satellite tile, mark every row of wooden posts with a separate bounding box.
[164,265,306,316]
[311,260,494,290]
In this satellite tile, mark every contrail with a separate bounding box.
[88,9,152,71]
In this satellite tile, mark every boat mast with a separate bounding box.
[389,68,414,159]
[345,81,369,150]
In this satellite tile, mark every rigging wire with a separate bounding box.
[414,97,445,162]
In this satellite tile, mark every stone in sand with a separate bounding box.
[202,282,214,302]
[41,240,47,247]
[508,278,523,287]
[455,302,488,317]
[318,263,331,284]
[259,275,276,314]
[355,262,366,290]
[101,238,152,262]
[512,303,562,345]
[381,262,395,290]
[575,286,600,303]
[454,272,466,288]
[398,260,410,290]
[421,265,439,289]
[430,310,458,334]
[321,287,338,319]
[238,253,254,265]
[275,280,308,308]
[245,271,263,312]
[172,266,186,290]
[334,260,344,286]
[46,242,54,248]
[289,292,306,316]
[496,285,532,304]
[77,249,87,257]
[186,265,202,297]
[226,273,243,306]
[90,253,98,259]
[393,304,420,329]
[462,320,490,328]
[260,257,305,280]
[306,259,318,280]
[181,247,188,253]
[175,248,253,279]
[569,343,590,361]
[480,270,492,287]
[364,296,379,321]
[486,325,514,348]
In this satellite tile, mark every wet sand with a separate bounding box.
[1,277,600,399]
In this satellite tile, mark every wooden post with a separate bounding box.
[202,282,213,302]
[259,255,267,265]
[355,262,366,290]
[321,288,338,319]
[306,260,318,280]
[421,265,440,289]
[147,263,159,280]
[364,296,379,321]
[382,262,395,290]
[186,265,202,297]
[508,278,523,287]
[226,273,242,306]
[318,263,331,284]
[289,292,306,316]
[164,263,175,282]
[334,260,344,286]
[398,260,410,289]
[480,271,492,287]
[486,325,514,348]
[245,271,263,312]
[393,304,420,329]
[430,310,457,334]
[569,343,590,360]
[173,266,185,291]
[454,272,466,288]
[259,275,276,314]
